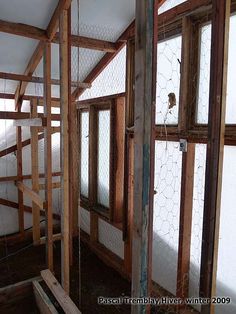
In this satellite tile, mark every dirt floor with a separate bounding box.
[0,236,131,314]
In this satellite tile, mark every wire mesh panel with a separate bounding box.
[156,36,182,125]
[188,144,206,311]
[80,46,127,101]
[80,111,89,198]
[158,0,187,14]
[216,146,236,314]
[196,23,211,124]
[97,110,110,208]
[152,140,182,295]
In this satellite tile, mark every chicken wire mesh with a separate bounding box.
[156,35,182,126]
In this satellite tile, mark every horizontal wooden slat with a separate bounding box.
[0,172,61,183]
[0,71,90,89]
[53,33,117,52]
[13,118,43,127]
[0,111,60,120]
[39,233,61,245]
[41,270,81,314]
[39,182,61,190]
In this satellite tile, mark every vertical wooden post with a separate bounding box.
[60,8,70,294]
[44,42,53,271]
[16,116,24,235]
[178,16,193,133]
[177,143,195,299]
[89,106,98,242]
[132,0,157,313]
[199,1,230,314]
[31,98,40,245]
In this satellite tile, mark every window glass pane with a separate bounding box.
[152,141,182,294]
[156,36,182,125]
[97,110,110,207]
[216,146,236,314]
[197,16,236,124]
[197,24,211,124]
[80,112,89,197]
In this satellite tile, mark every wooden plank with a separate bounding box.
[199,1,230,313]
[0,111,60,120]
[0,71,90,88]
[0,277,40,306]
[44,42,54,272]
[131,1,156,313]
[177,143,195,300]
[72,21,135,100]
[113,97,125,223]
[39,182,61,190]
[31,99,41,245]
[41,270,81,314]
[0,172,61,183]
[40,233,61,245]
[60,8,70,293]
[178,16,193,133]
[16,182,44,209]
[14,118,43,127]
[16,115,24,235]
[33,280,58,314]
[53,33,117,52]
[125,39,135,128]
[0,19,47,40]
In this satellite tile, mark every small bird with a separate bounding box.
[168,93,176,110]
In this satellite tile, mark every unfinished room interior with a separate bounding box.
[0,0,235,313]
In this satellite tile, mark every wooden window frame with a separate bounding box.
[78,94,125,224]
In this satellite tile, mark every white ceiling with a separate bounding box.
[0,0,135,97]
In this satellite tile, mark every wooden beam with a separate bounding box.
[0,71,90,89]
[44,42,54,272]
[14,0,72,110]
[0,111,60,120]
[13,118,43,127]
[16,182,45,209]
[31,99,41,245]
[199,1,230,313]
[33,281,58,314]
[177,143,195,300]
[60,8,70,293]
[131,1,157,313]
[53,33,117,52]
[0,19,47,40]
[0,172,61,183]
[41,270,81,314]
[72,21,135,100]
[40,233,61,245]
[16,112,24,235]
[39,182,61,190]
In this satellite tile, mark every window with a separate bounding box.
[78,96,125,222]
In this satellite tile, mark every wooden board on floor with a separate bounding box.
[41,270,81,314]
[33,280,58,314]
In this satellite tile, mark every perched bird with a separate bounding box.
[168,92,176,110]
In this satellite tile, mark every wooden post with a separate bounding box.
[44,42,53,271]
[31,99,40,245]
[199,1,230,314]
[177,143,195,299]
[132,0,157,313]
[16,116,24,235]
[60,8,70,294]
